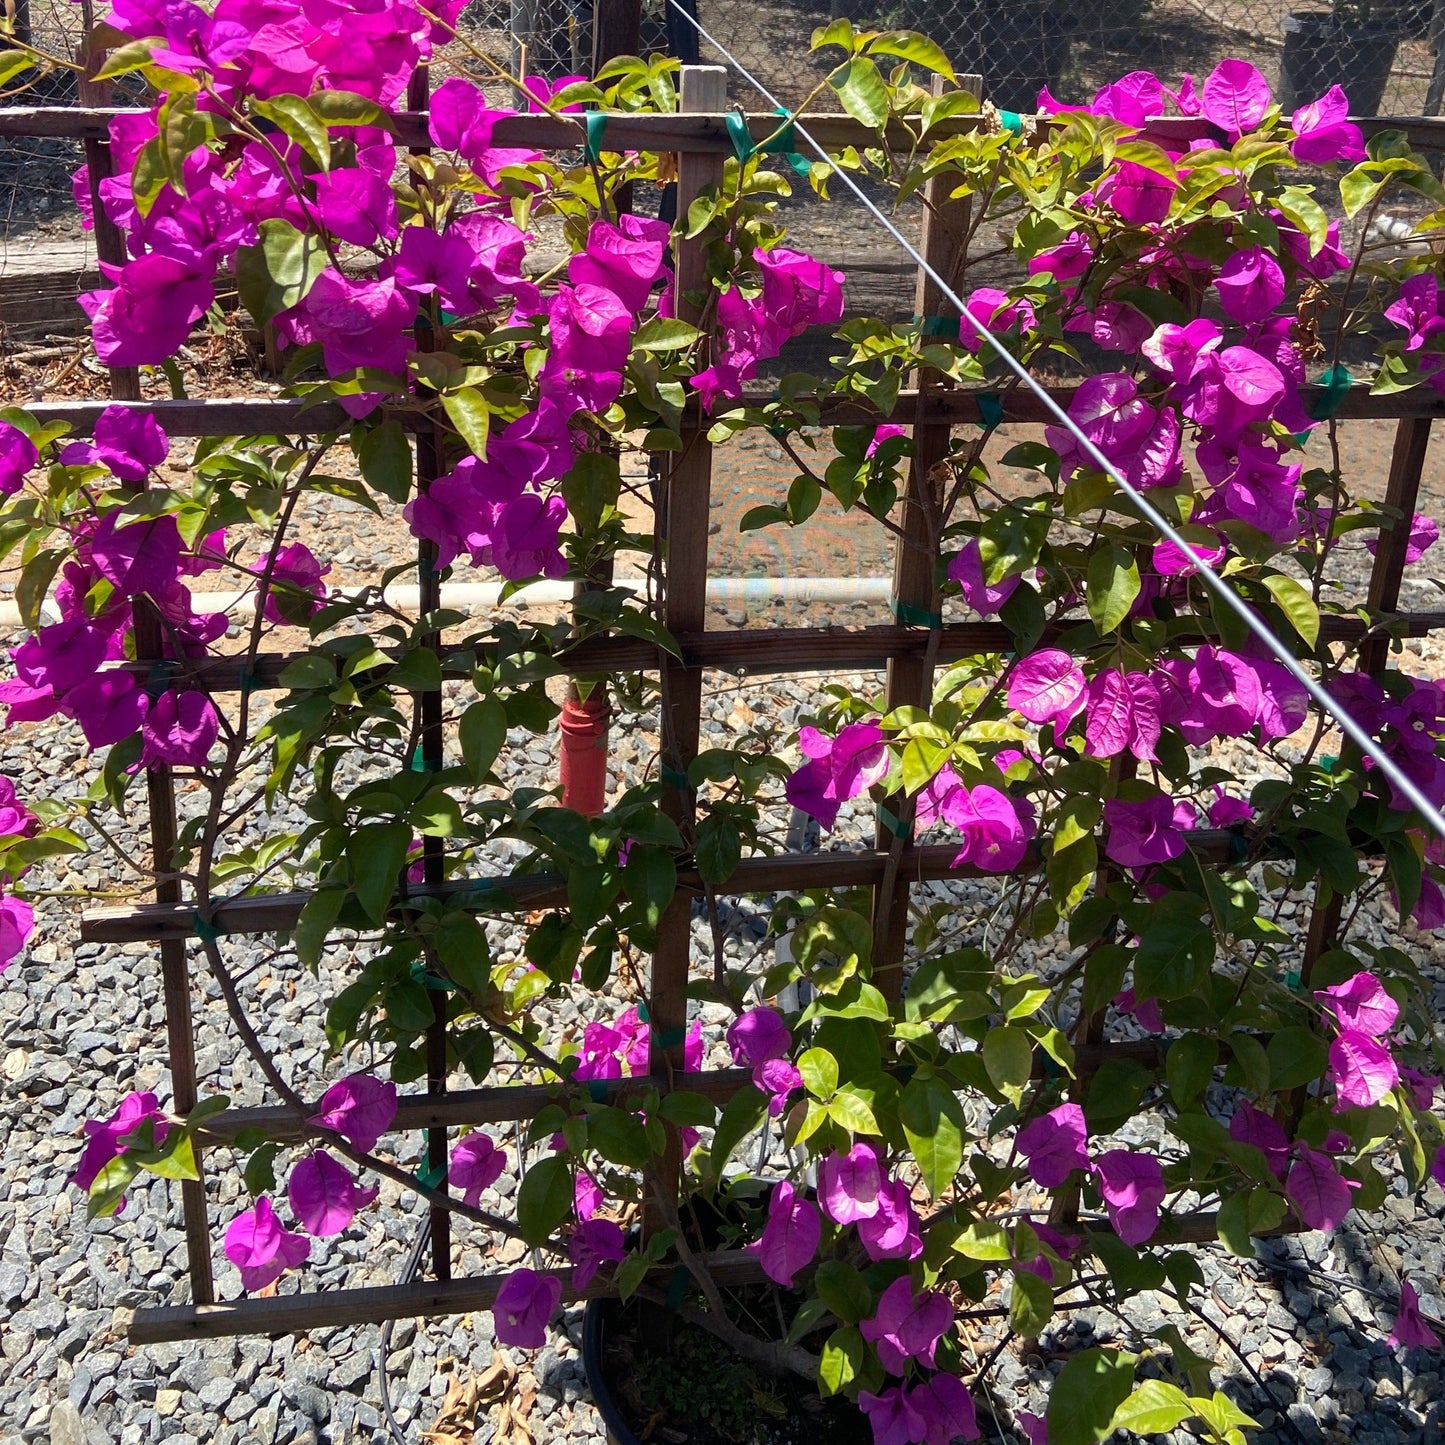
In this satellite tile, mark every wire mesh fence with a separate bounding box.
[6,0,1445,348]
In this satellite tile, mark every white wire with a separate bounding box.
[663,0,1445,844]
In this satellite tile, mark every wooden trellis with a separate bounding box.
[4,81,1445,1345]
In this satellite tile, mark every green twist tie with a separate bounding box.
[1038,1048,1062,1083]
[1226,828,1249,866]
[636,1001,651,1024]
[1284,967,1303,992]
[877,805,911,840]
[977,392,1005,429]
[665,1263,691,1311]
[1321,754,1339,773]
[656,1027,687,1050]
[726,110,755,161]
[410,745,442,774]
[144,660,173,700]
[193,914,224,945]
[409,959,457,993]
[728,108,811,176]
[890,598,943,628]
[917,315,956,337]
[238,669,264,696]
[415,1158,447,1191]
[1308,365,1352,422]
[587,1079,610,1103]
[998,110,1024,134]
[583,111,608,164]
[661,766,690,790]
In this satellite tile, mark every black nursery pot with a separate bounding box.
[1278,10,1401,117]
[581,1297,639,1445]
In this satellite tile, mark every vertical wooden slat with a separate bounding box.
[649,64,726,1210]
[1295,415,1433,986]
[870,75,977,1001]
[78,37,211,1302]
[407,62,452,1282]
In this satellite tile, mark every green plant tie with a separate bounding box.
[415,1153,447,1191]
[890,598,943,628]
[636,1000,651,1024]
[1308,364,1352,422]
[410,745,441,773]
[656,1026,688,1050]
[192,914,224,945]
[998,110,1024,134]
[727,108,811,177]
[916,314,956,337]
[1320,754,1338,773]
[587,1079,610,1103]
[583,111,608,164]
[977,392,1005,429]
[877,805,910,840]
[409,959,457,992]
[1284,968,1303,992]
[665,1263,690,1311]
[661,765,690,790]
[238,669,263,696]
[1227,828,1249,866]
[144,660,173,699]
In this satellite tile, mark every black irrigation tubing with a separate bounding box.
[660,0,1445,847]
[378,1215,432,1445]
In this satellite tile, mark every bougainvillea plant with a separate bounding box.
[2,8,1445,1441]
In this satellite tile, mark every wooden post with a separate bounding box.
[870,75,978,1000]
[1295,415,1433,990]
[648,63,726,1214]
[591,0,640,75]
[77,34,212,1305]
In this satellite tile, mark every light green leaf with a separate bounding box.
[798,1046,838,1099]
[832,57,889,130]
[982,1026,1033,1098]
[1010,1269,1054,1335]
[1216,1187,1287,1257]
[442,387,491,458]
[1262,572,1320,648]
[1046,1348,1138,1445]
[1086,543,1140,635]
[899,1075,965,1198]
[517,1153,572,1246]
[819,1325,865,1396]
[865,30,955,79]
[251,94,330,168]
[1108,1380,1194,1435]
[459,696,507,784]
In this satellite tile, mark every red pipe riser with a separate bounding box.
[559,689,611,817]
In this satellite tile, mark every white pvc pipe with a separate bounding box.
[14,575,893,629]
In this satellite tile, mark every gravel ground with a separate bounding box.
[1,449,1444,1445]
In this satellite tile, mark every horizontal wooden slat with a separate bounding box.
[81,832,1244,943]
[123,1203,1300,1342]
[22,382,1445,438]
[7,104,1445,149]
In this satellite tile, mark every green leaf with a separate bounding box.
[695,812,741,886]
[442,387,491,458]
[251,94,330,168]
[1108,1380,1194,1435]
[433,911,492,996]
[459,696,507,784]
[87,1154,141,1219]
[865,30,955,79]
[357,419,413,503]
[589,1107,650,1169]
[810,18,858,53]
[1267,1026,1329,1091]
[631,317,701,352]
[829,1087,881,1136]
[832,57,889,130]
[902,736,951,796]
[1046,1348,1138,1445]
[295,886,346,969]
[658,1091,716,1128]
[1262,572,1320,647]
[982,1026,1033,1099]
[899,1075,965,1198]
[1193,1392,1259,1437]
[624,845,676,929]
[740,503,789,533]
[1166,1034,1218,1108]
[1009,1269,1053,1335]
[815,1261,873,1324]
[143,1131,199,1181]
[308,89,394,129]
[243,1142,280,1198]
[347,822,412,924]
[17,548,64,632]
[94,39,158,79]
[818,1326,865,1396]
[235,219,326,326]
[711,1086,767,1173]
[1086,543,1141,635]
[517,1153,573,1246]
[1216,1187,1286,1257]
[798,1047,838,1099]
[1134,919,1214,1000]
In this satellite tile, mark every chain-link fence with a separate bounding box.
[6,0,1445,345]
